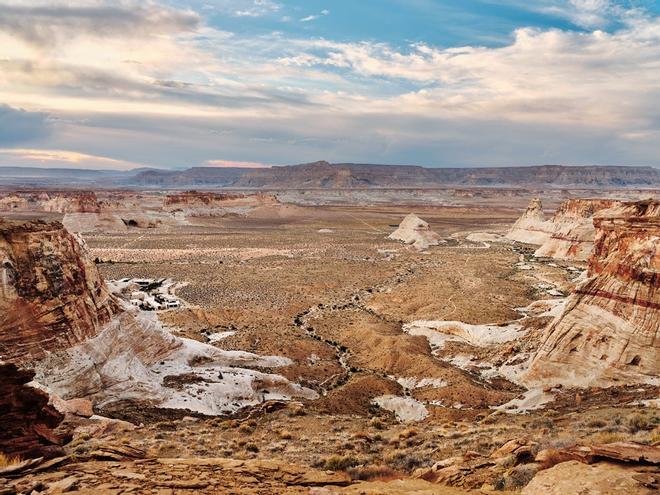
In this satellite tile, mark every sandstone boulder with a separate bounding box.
[522,460,656,495]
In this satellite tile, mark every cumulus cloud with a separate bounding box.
[0,0,657,167]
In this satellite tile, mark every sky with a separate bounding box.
[0,0,659,170]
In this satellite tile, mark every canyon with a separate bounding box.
[0,184,657,494]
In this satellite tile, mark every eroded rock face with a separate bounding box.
[0,220,118,363]
[389,213,442,251]
[526,200,659,387]
[506,198,551,245]
[41,192,102,214]
[507,198,622,261]
[1,220,315,414]
[0,363,65,460]
[534,199,620,260]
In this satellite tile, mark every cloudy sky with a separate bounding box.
[0,0,659,170]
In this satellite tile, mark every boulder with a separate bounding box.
[0,363,65,460]
[522,460,656,495]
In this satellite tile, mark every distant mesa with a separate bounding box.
[389,213,442,251]
[525,200,659,387]
[1,162,659,188]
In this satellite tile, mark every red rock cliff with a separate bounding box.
[0,220,118,364]
[526,200,659,387]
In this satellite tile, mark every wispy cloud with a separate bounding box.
[234,0,281,17]
[0,148,147,170]
[300,9,329,22]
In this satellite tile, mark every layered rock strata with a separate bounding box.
[507,198,623,261]
[526,200,659,387]
[1,220,316,414]
[534,199,620,260]
[0,220,118,363]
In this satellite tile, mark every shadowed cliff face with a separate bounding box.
[0,220,118,364]
[526,200,659,387]
[0,363,65,460]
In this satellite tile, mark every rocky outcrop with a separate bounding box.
[0,363,65,460]
[0,194,29,210]
[534,199,620,260]
[506,199,551,245]
[163,191,279,218]
[522,460,656,495]
[41,192,101,213]
[389,213,442,251]
[1,220,315,414]
[508,198,624,261]
[0,220,118,363]
[526,200,659,387]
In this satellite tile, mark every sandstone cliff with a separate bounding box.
[505,198,551,245]
[0,220,118,363]
[1,220,316,414]
[41,192,101,213]
[534,199,620,260]
[507,198,623,261]
[525,200,659,387]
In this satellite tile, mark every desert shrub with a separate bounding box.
[627,414,650,433]
[0,453,22,468]
[324,455,361,471]
[503,464,539,490]
[650,429,660,445]
[347,465,399,481]
[585,419,607,428]
[384,451,428,472]
[245,443,259,453]
[585,431,627,445]
[278,430,292,440]
[370,417,384,430]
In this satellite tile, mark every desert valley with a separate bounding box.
[0,162,658,494]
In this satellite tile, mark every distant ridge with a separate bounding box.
[132,161,660,188]
[0,162,658,188]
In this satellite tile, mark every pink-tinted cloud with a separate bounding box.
[205,159,271,168]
